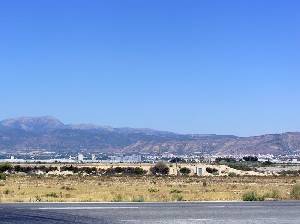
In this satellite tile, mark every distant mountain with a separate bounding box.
[0,116,64,132]
[0,116,299,155]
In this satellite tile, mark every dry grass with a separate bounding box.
[0,175,298,202]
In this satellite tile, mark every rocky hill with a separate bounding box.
[0,116,299,155]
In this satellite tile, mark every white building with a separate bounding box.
[123,155,142,163]
[109,156,122,163]
[78,153,84,162]
[108,155,142,163]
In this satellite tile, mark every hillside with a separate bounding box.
[0,116,299,155]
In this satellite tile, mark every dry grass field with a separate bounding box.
[0,175,299,202]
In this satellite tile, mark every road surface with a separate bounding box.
[0,201,299,223]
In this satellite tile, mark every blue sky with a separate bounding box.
[0,0,299,136]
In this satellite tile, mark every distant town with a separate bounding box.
[1,150,300,164]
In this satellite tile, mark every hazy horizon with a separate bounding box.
[1,1,299,136]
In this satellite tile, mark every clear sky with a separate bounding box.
[0,1,299,136]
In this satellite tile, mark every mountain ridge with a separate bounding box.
[0,116,299,155]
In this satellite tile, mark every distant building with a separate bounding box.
[195,167,204,176]
[0,156,26,163]
[196,167,203,176]
[123,155,142,163]
[108,155,142,163]
[109,156,122,163]
[78,153,84,162]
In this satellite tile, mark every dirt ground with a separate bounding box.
[0,175,299,202]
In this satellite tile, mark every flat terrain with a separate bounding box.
[0,175,299,202]
[1,201,300,223]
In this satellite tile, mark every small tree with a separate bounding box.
[114,167,124,174]
[169,158,186,163]
[243,156,258,162]
[206,167,218,174]
[215,157,236,164]
[0,173,6,180]
[0,163,12,173]
[179,167,191,176]
[150,161,169,175]
[132,167,147,175]
[228,172,237,177]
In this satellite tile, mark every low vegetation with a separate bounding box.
[228,172,238,177]
[215,156,266,172]
[150,161,169,175]
[105,167,147,176]
[0,163,148,176]
[0,161,299,202]
[242,189,282,201]
[179,167,191,175]
[206,167,219,174]
[278,170,300,176]
[0,173,6,180]
[0,175,298,202]
[242,191,265,201]
[291,184,300,200]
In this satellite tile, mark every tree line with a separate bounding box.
[0,162,192,176]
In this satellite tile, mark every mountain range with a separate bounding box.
[0,116,299,155]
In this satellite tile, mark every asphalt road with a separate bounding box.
[0,201,300,224]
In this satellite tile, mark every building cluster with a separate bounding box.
[0,153,143,164]
[0,151,300,164]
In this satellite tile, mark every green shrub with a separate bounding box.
[215,157,237,164]
[132,195,145,202]
[3,189,10,194]
[131,167,147,175]
[0,173,6,180]
[179,167,191,175]
[228,172,237,177]
[243,156,258,162]
[242,191,264,201]
[262,161,273,166]
[60,165,79,173]
[169,158,186,163]
[45,192,59,198]
[105,167,147,176]
[35,195,42,202]
[291,184,300,200]
[263,189,280,199]
[172,194,184,201]
[61,186,75,191]
[0,163,12,172]
[206,167,218,174]
[148,188,159,193]
[170,189,182,194]
[150,161,169,175]
[278,170,300,176]
[228,164,252,171]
